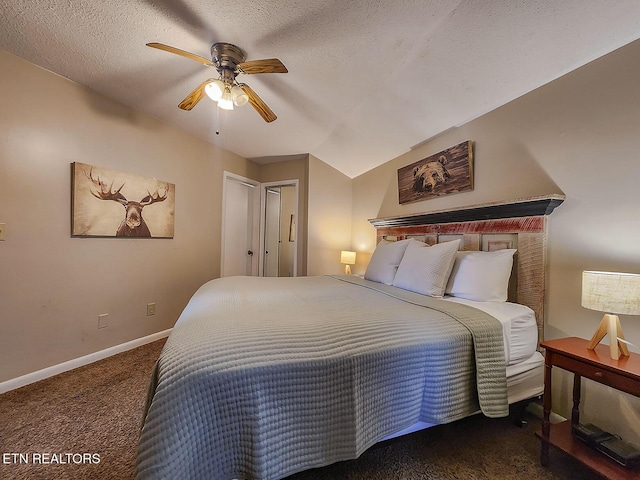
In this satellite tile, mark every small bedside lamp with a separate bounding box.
[340,251,356,274]
[582,270,640,360]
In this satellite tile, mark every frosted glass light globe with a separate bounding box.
[232,85,249,107]
[205,79,224,101]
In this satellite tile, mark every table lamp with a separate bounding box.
[340,251,356,274]
[581,270,640,360]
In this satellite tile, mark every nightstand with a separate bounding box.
[536,337,640,479]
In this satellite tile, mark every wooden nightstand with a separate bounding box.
[536,337,640,479]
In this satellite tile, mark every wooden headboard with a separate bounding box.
[369,194,565,344]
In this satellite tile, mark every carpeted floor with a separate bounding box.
[0,339,603,480]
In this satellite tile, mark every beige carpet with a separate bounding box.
[0,339,602,479]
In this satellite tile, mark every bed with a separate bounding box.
[136,195,564,480]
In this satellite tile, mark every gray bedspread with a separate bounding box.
[136,275,507,480]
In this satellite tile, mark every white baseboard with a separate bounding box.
[0,329,172,394]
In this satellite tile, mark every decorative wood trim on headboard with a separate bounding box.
[368,194,565,345]
[369,194,564,227]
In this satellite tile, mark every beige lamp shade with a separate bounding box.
[582,271,640,315]
[340,250,356,274]
[582,270,640,359]
[340,251,356,265]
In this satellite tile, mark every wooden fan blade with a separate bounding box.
[238,59,288,74]
[239,83,277,123]
[178,78,215,111]
[146,42,215,67]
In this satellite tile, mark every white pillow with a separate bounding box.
[392,239,461,297]
[445,249,517,302]
[364,239,412,285]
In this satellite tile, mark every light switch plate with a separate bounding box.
[0,223,5,241]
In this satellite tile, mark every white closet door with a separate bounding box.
[221,173,259,277]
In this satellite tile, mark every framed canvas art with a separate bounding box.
[397,140,473,204]
[71,162,175,238]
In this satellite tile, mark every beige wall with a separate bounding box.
[0,50,259,382]
[353,39,640,444]
[307,155,353,275]
[256,154,354,277]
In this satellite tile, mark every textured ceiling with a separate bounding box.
[2,1,640,178]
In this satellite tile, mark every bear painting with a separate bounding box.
[397,140,473,204]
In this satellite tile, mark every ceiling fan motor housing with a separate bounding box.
[211,43,246,75]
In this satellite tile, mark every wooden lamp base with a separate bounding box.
[587,314,630,360]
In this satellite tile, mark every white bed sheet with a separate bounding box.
[443,296,538,365]
[505,351,545,402]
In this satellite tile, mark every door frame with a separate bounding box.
[259,179,299,277]
[221,171,261,277]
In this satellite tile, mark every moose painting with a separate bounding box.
[71,162,175,238]
[397,140,473,204]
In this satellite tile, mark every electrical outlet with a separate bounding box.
[98,313,108,329]
[0,223,5,241]
[147,303,156,316]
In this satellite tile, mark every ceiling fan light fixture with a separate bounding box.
[218,97,234,110]
[231,85,249,107]
[218,86,234,110]
[147,41,286,122]
[205,79,224,101]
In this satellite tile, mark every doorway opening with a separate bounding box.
[221,173,298,278]
[259,180,298,277]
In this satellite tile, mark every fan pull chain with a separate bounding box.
[215,104,221,136]
[214,106,229,145]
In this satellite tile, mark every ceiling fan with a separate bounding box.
[147,42,288,123]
